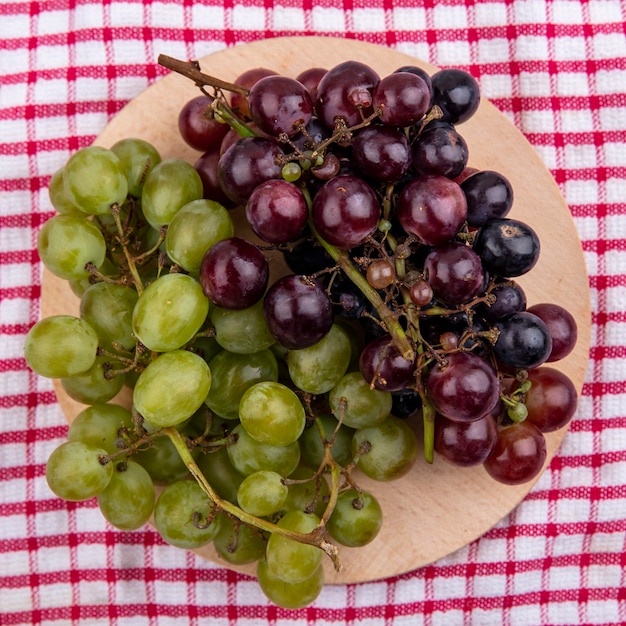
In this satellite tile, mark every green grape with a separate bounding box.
[67,403,134,454]
[134,435,196,485]
[205,349,278,420]
[227,424,300,477]
[97,461,155,530]
[24,315,98,378]
[211,301,275,354]
[63,145,128,215]
[165,199,234,274]
[45,440,113,501]
[329,371,392,429]
[239,381,305,447]
[352,416,418,481]
[287,323,351,395]
[189,335,223,364]
[69,258,120,299]
[133,350,211,428]
[153,479,221,549]
[237,470,288,517]
[110,137,162,198]
[196,444,245,504]
[80,282,138,351]
[131,273,209,352]
[214,516,266,566]
[265,510,323,584]
[48,167,81,214]
[299,414,355,469]
[141,158,203,228]
[257,558,324,609]
[61,355,125,404]
[326,488,383,547]
[282,466,329,518]
[37,213,107,280]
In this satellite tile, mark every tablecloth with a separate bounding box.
[1,1,625,624]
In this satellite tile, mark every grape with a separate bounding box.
[238,381,306,447]
[479,279,527,323]
[194,147,233,207]
[97,461,155,530]
[295,67,327,100]
[245,179,309,244]
[80,282,138,351]
[165,199,234,274]
[473,217,540,277]
[524,366,578,432]
[199,237,269,310]
[434,413,498,467]
[24,315,99,378]
[214,516,267,565]
[37,213,106,281]
[287,323,352,395]
[263,274,333,350]
[230,67,278,118]
[461,170,513,228]
[110,137,162,198]
[412,122,469,179]
[282,466,330,518]
[326,488,383,547]
[210,300,276,354]
[45,440,113,501]
[237,470,288,517]
[526,302,577,362]
[132,273,210,352]
[68,404,134,454]
[372,71,430,127]
[329,370,392,430]
[197,444,245,504]
[248,75,313,136]
[178,95,229,152]
[483,420,547,485]
[431,68,481,124]
[397,175,467,246]
[205,348,278,420]
[493,311,552,370]
[359,335,417,392]
[48,167,81,214]
[141,158,204,228]
[134,435,196,485]
[61,355,125,404]
[299,413,354,469]
[427,352,500,423]
[154,479,221,549]
[352,416,418,481]
[63,146,128,215]
[133,350,211,428]
[352,126,412,183]
[265,510,323,583]
[257,558,324,610]
[311,174,381,249]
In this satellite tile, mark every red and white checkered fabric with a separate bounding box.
[1,1,625,624]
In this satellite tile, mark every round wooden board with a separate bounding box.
[41,36,591,584]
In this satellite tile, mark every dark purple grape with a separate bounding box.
[311,174,381,249]
[295,67,327,101]
[480,280,527,322]
[263,275,333,349]
[245,179,308,244]
[434,413,497,467]
[200,237,269,310]
[282,238,333,276]
[248,75,313,137]
[315,60,380,129]
[427,351,500,422]
[424,242,484,305]
[329,273,368,320]
[231,67,278,118]
[178,95,230,152]
[194,147,233,207]
[372,71,430,127]
[412,123,468,179]
[525,366,578,432]
[391,388,422,419]
[493,311,552,369]
[359,334,417,392]
[483,421,547,485]
[393,65,433,99]
[526,302,577,362]
[352,126,412,183]
[291,116,332,152]
[431,68,481,124]
[473,218,540,277]
[461,170,514,227]
[397,175,467,246]
[217,137,283,205]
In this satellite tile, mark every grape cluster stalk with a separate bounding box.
[24,53,579,609]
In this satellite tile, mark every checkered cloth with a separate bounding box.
[1,1,625,624]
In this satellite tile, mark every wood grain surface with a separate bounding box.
[41,36,591,584]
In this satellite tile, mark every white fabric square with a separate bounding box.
[437,41,471,67]
[553,35,587,61]
[352,8,386,32]
[151,1,185,28]
[273,6,305,31]
[392,7,426,31]
[478,38,511,64]
[475,2,507,25]
[551,0,584,23]
[520,71,551,96]
[515,35,549,60]
[433,4,468,29]
[480,74,514,99]
[232,4,265,30]
[594,32,626,59]
[564,143,597,168]
[311,7,346,32]
[109,2,144,26]
[35,44,70,70]
[432,574,466,598]
[514,0,547,23]
[557,71,591,96]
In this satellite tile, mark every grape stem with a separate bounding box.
[163,427,343,572]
